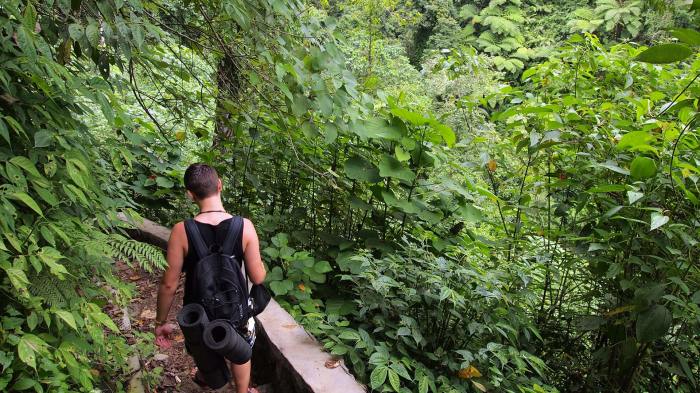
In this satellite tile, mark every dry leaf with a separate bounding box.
[140,309,156,319]
[298,283,306,292]
[325,358,341,369]
[282,324,298,329]
[472,381,487,392]
[129,275,141,281]
[487,159,497,172]
[173,333,185,343]
[457,365,482,379]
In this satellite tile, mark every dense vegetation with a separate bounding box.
[1,0,699,392]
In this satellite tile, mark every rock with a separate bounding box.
[153,353,169,361]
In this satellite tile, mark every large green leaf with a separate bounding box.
[270,279,294,296]
[429,120,456,147]
[9,156,42,178]
[636,305,671,342]
[370,366,388,389]
[54,310,78,330]
[4,267,29,290]
[17,334,46,370]
[617,131,653,151]
[630,156,657,180]
[387,369,401,392]
[458,203,483,222]
[671,28,700,46]
[634,44,693,64]
[9,193,43,216]
[354,118,402,141]
[378,155,415,182]
[344,156,381,183]
[390,107,428,125]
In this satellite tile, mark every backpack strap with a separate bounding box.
[221,216,244,257]
[184,219,209,260]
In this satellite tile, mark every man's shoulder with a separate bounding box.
[170,221,186,236]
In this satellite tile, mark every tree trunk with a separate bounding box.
[213,55,241,147]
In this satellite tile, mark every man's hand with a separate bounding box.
[155,323,175,349]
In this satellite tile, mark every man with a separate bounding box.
[154,163,266,393]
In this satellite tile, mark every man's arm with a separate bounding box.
[155,222,186,326]
[242,218,266,284]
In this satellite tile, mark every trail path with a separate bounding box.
[113,260,234,392]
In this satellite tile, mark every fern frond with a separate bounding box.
[482,15,520,37]
[107,234,167,273]
[28,273,79,307]
[76,232,167,273]
[459,4,479,20]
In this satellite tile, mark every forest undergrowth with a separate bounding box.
[1,1,699,392]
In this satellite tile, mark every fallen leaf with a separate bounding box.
[472,381,487,392]
[282,324,298,329]
[173,333,185,343]
[298,283,306,292]
[129,275,141,281]
[325,358,341,369]
[140,309,156,319]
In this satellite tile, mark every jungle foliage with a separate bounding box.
[1,0,700,392]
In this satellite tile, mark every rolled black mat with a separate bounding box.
[177,303,230,389]
[177,303,208,345]
[203,319,252,365]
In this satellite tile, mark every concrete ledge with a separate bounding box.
[124,215,366,393]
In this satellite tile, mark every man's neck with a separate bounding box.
[196,195,225,213]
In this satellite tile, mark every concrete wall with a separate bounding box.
[122,215,366,393]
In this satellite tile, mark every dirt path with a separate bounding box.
[114,260,218,393]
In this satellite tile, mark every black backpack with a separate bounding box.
[184,217,250,329]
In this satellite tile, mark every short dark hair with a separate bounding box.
[184,163,219,199]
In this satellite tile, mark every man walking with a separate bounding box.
[154,163,266,392]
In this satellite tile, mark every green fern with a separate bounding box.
[107,234,167,273]
[28,273,79,307]
[78,233,167,273]
[482,15,520,36]
[492,56,524,73]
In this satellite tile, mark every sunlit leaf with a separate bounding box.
[630,156,657,180]
[650,212,669,231]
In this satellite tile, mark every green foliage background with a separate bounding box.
[1,0,700,392]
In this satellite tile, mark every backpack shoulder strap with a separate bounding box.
[184,219,209,260]
[222,216,244,257]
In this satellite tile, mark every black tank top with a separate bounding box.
[183,216,245,304]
